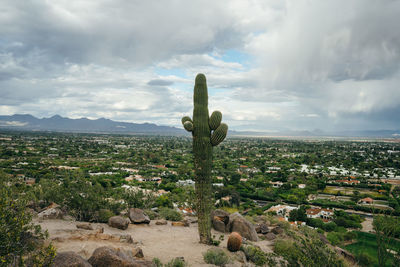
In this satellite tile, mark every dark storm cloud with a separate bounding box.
[0,1,244,66]
[0,0,399,131]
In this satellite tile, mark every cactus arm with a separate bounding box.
[209,111,222,130]
[211,123,228,146]
[182,116,193,124]
[183,121,193,132]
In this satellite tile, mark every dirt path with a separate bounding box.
[361,217,373,233]
[37,219,274,266]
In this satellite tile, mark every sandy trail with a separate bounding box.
[37,219,273,266]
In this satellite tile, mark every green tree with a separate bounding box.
[373,215,400,266]
[0,173,55,266]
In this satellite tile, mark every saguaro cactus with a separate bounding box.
[182,73,228,244]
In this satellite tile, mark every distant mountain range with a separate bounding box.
[0,114,399,138]
[0,114,184,135]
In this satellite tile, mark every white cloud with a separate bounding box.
[0,0,399,132]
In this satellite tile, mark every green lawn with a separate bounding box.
[344,231,400,266]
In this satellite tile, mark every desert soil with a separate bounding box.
[36,218,273,266]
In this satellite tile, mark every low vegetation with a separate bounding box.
[0,173,55,266]
[203,248,230,266]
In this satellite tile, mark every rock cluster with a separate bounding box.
[211,210,258,241]
[51,247,151,267]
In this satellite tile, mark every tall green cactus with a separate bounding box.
[182,73,228,244]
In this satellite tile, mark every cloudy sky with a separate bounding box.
[1,0,399,132]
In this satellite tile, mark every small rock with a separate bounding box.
[96,226,104,234]
[171,220,189,227]
[271,227,283,235]
[96,233,112,240]
[51,237,66,242]
[233,250,247,263]
[265,232,276,240]
[108,216,130,230]
[213,217,226,233]
[259,223,269,234]
[155,220,168,225]
[76,223,93,230]
[128,208,150,224]
[133,247,144,258]
[119,234,134,244]
[51,251,91,267]
[63,215,76,221]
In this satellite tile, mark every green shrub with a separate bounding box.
[0,173,56,266]
[322,221,337,232]
[344,231,357,241]
[152,257,163,267]
[144,209,159,220]
[95,209,114,223]
[355,252,375,267]
[274,227,345,267]
[165,257,187,267]
[203,248,230,266]
[327,232,344,246]
[159,208,183,221]
[241,245,268,266]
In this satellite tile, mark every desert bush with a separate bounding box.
[344,231,357,241]
[95,209,114,223]
[144,209,159,220]
[327,232,344,246]
[0,173,56,266]
[152,257,163,267]
[355,252,375,267]
[203,248,230,266]
[159,208,183,221]
[241,245,268,266]
[274,227,345,267]
[165,257,187,267]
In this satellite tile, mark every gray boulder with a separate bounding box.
[108,216,130,230]
[155,220,168,225]
[128,208,150,224]
[88,247,151,267]
[76,223,93,230]
[227,212,258,241]
[272,227,283,235]
[211,209,230,232]
[38,203,63,220]
[212,218,226,233]
[258,223,269,234]
[51,251,92,267]
[265,232,276,240]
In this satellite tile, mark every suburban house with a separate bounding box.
[267,204,298,219]
[270,181,284,188]
[335,179,360,185]
[359,197,374,204]
[306,208,334,220]
[176,179,195,187]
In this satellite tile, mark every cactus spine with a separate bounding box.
[182,73,228,244]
